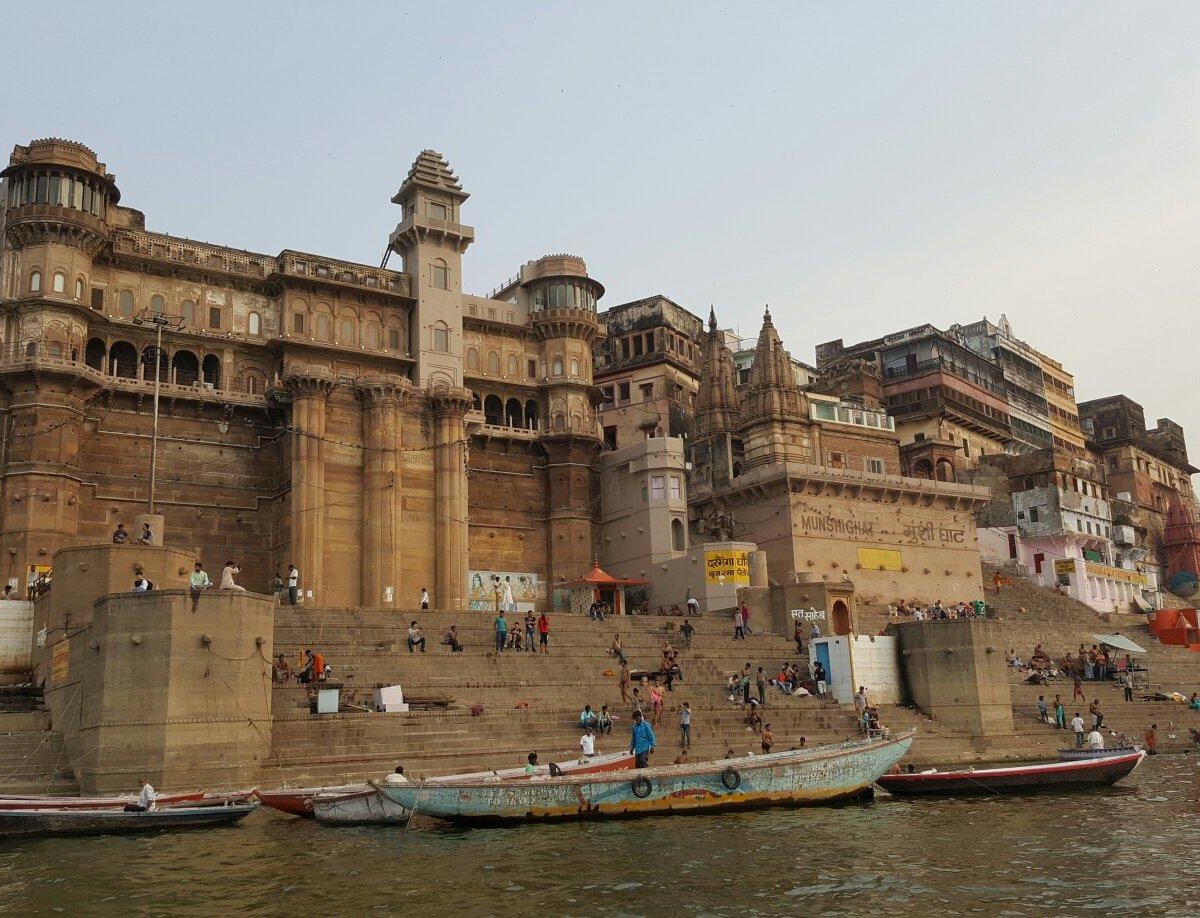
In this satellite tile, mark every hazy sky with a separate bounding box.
[5,2,1199,454]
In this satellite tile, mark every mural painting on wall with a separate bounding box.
[705,550,750,584]
[468,571,540,613]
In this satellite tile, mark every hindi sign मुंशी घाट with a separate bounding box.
[705,550,750,584]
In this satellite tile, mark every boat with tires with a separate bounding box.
[0,801,258,838]
[312,751,636,825]
[373,732,914,824]
[876,749,1146,796]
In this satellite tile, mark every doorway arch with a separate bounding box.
[831,599,851,636]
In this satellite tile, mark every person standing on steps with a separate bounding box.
[524,611,536,654]
[494,610,507,652]
[1070,712,1086,747]
[1122,670,1135,702]
[1145,723,1158,754]
[679,701,692,750]
[272,567,284,600]
[1054,695,1066,730]
[1073,673,1085,702]
[619,662,632,704]
[1089,699,1104,730]
[537,611,551,653]
[419,587,430,610]
[1037,695,1048,724]
[629,710,656,769]
[756,667,767,706]
[502,576,517,614]
[287,564,300,605]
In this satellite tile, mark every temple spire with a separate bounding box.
[694,308,739,437]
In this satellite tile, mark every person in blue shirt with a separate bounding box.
[629,710,656,768]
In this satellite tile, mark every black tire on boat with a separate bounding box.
[631,776,652,798]
[721,767,741,790]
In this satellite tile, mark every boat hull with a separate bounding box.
[0,791,204,811]
[1058,746,1138,761]
[256,784,365,817]
[313,753,637,825]
[377,733,913,824]
[0,803,258,838]
[877,750,1146,796]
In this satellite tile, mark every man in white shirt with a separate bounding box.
[419,587,430,610]
[502,576,516,613]
[124,778,156,812]
[686,595,699,616]
[287,564,300,605]
[383,765,408,785]
[579,727,596,760]
[1086,729,1105,751]
[1070,713,1086,747]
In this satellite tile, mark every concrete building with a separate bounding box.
[0,138,606,610]
[1079,394,1199,591]
[593,295,703,451]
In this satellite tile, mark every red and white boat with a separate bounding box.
[256,783,363,817]
[0,790,205,811]
[876,750,1146,796]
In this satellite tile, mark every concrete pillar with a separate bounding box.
[542,435,599,587]
[283,365,335,605]
[356,375,413,607]
[431,387,473,611]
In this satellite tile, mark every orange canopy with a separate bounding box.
[559,563,650,589]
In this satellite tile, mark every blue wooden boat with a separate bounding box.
[0,801,258,838]
[374,731,914,824]
[1058,745,1138,761]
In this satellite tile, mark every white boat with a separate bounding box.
[313,751,636,826]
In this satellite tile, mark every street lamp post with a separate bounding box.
[133,309,184,514]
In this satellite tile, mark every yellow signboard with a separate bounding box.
[1054,560,1076,576]
[705,550,750,584]
[857,548,903,572]
[51,640,69,685]
[1084,561,1147,585]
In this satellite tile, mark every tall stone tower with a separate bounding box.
[526,256,605,586]
[387,150,474,390]
[739,307,812,469]
[0,140,117,580]
[689,308,742,491]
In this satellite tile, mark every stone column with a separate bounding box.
[283,364,335,605]
[356,374,414,607]
[430,386,473,611]
[542,434,599,587]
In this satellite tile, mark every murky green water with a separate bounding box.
[1,755,1197,916]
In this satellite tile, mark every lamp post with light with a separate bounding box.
[133,308,185,514]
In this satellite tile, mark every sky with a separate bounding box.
[4,1,1199,454]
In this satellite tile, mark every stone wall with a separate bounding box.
[894,619,1013,737]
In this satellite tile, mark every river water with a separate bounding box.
[2,755,1197,917]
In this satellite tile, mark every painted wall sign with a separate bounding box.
[857,548,903,571]
[51,639,69,685]
[468,571,539,613]
[704,550,750,584]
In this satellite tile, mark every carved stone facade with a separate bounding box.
[0,139,603,609]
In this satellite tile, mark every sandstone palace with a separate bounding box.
[0,139,603,609]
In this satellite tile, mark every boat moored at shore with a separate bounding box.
[375,732,914,824]
[876,750,1146,796]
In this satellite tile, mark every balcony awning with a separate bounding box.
[1094,633,1147,654]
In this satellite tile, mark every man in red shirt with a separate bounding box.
[537,613,550,654]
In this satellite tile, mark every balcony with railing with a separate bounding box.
[277,251,410,297]
[111,229,274,279]
[883,356,1004,396]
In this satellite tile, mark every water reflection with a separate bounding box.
[2,756,1198,916]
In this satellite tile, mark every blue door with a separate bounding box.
[813,641,833,684]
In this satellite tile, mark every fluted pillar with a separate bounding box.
[356,374,414,607]
[284,364,335,605]
[430,386,473,611]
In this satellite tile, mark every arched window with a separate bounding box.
[118,290,134,316]
[84,338,106,371]
[433,324,449,352]
[171,350,199,385]
[552,413,566,431]
[366,323,381,348]
[292,312,305,334]
[569,357,580,377]
[340,318,355,344]
[109,341,138,378]
[201,354,221,387]
[483,395,504,425]
[29,271,41,294]
[316,314,332,342]
[505,398,523,427]
[74,278,84,300]
[181,299,196,325]
[244,372,263,395]
[149,294,164,314]
[248,311,261,335]
[48,342,63,359]
[466,348,480,371]
[141,345,168,381]
[552,357,564,377]
[671,518,686,552]
[487,351,500,375]
[431,259,449,290]
[24,341,36,358]
[51,272,66,294]
[525,400,539,430]
[507,354,518,376]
